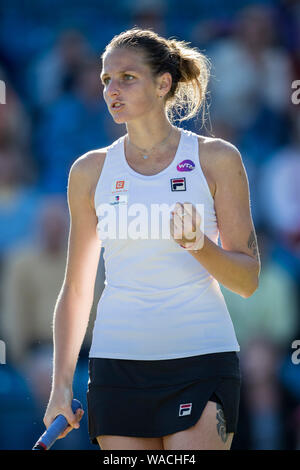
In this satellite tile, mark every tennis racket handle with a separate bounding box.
[32,399,82,450]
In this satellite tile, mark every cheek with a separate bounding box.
[103,89,110,103]
[129,84,156,110]
[102,90,108,107]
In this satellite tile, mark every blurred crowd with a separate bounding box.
[0,0,299,450]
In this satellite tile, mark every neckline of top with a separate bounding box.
[120,128,184,179]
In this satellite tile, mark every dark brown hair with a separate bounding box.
[102,28,211,125]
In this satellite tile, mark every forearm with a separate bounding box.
[189,234,259,298]
[52,285,93,391]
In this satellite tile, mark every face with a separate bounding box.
[101,47,165,124]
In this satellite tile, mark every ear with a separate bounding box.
[156,72,172,99]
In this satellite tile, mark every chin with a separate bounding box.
[111,108,147,125]
[111,111,129,124]
[113,116,127,124]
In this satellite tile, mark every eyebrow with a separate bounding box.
[100,68,140,79]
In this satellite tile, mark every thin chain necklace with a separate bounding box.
[127,127,174,159]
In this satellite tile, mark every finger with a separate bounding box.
[174,209,196,241]
[170,215,176,240]
[173,214,184,240]
[182,203,196,226]
[170,214,182,241]
[57,409,83,439]
[61,406,80,432]
[176,204,194,230]
[170,210,183,229]
[183,224,196,241]
[178,210,195,240]
[76,408,84,423]
[174,202,184,217]
[176,201,192,214]
[183,202,193,215]
[183,203,201,233]
[184,202,202,225]
[57,425,73,439]
[173,202,183,217]
[172,203,199,241]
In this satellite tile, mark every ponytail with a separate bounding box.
[166,38,211,123]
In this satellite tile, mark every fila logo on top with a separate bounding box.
[179,403,192,416]
[170,177,186,191]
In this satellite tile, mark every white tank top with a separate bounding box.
[89,128,240,359]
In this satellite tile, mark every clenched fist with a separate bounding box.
[170,202,204,250]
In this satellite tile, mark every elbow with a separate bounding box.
[241,276,259,298]
[241,259,260,298]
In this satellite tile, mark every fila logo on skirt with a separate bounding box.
[179,403,192,416]
[170,177,186,191]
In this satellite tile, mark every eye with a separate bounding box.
[123,74,135,81]
[102,77,110,85]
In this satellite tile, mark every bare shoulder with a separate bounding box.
[197,135,242,169]
[197,136,244,197]
[69,148,107,210]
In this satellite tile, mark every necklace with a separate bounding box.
[127,127,174,159]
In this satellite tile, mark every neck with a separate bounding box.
[126,113,175,153]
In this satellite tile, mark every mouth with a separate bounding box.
[111,102,125,112]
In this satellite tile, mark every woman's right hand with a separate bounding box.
[43,386,84,439]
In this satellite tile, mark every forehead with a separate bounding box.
[102,47,150,75]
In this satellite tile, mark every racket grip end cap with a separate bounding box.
[32,442,47,450]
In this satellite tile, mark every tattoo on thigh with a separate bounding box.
[247,230,259,261]
[216,403,228,443]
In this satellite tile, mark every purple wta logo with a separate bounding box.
[177,159,195,172]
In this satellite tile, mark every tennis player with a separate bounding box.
[43,28,260,450]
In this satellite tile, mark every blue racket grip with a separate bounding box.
[32,399,82,450]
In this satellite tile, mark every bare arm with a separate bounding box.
[44,153,102,434]
[171,140,260,298]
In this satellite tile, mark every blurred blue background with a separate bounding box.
[0,0,299,450]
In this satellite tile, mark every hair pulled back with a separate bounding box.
[102,28,211,125]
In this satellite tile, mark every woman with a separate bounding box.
[44,28,260,450]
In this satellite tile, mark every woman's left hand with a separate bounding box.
[170,202,204,250]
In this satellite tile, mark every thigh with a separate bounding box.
[162,401,234,450]
[97,435,164,450]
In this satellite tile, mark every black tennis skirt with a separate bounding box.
[86,351,241,444]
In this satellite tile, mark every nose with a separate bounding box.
[106,79,120,98]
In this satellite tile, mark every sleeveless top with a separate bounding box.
[89,128,240,359]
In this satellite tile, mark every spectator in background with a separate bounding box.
[0,193,105,449]
[0,193,105,365]
[203,3,295,231]
[207,4,292,164]
[0,78,31,154]
[278,337,300,450]
[0,195,69,364]
[34,56,122,193]
[25,29,93,112]
[221,227,299,449]
[278,0,300,79]
[0,359,36,449]
[209,117,262,227]
[0,142,40,262]
[221,227,298,350]
[241,337,285,449]
[0,76,39,263]
[259,110,300,273]
[125,0,167,36]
